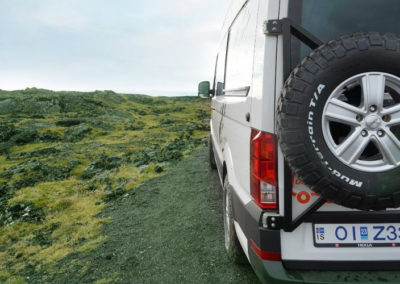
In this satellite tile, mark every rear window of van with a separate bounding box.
[290,0,400,66]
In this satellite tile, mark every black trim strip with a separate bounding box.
[265,18,323,79]
[305,210,400,223]
[283,161,292,225]
[231,188,281,253]
[284,260,400,271]
[285,197,325,231]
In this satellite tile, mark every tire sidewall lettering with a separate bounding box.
[307,83,364,188]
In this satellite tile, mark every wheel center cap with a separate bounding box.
[365,115,382,130]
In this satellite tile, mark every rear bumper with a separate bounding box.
[249,250,400,284]
[232,191,400,283]
[284,260,400,271]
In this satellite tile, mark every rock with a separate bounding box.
[9,204,22,213]
[10,129,38,145]
[155,165,164,173]
[103,185,125,201]
[104,189,114,197]
[133,140,185,167]
[0,202,44,226]
[104,189,117,201]
[15,147,61,158]
[81,154,124,180]
[0,142,11,154]
[125,121,145,131]
[56,119,84,127]
[0,123,17,142]
[12,178,37,190]
[32,223,59,246]
[5,160,71,190]
[39,131,61,142]
[88,120,114,130]
[20,121,53,129]
[115,186,125,196]
[87,184,96,192]
[67,160,81,169]
[64,124,92,142]
[160,118,174,125]
[138,165,148,173]
[0,184,9,197]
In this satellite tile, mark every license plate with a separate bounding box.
[313,224,400,248]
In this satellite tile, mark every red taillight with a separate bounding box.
[250,129,278,210]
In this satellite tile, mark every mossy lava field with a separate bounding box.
[0,88,209,282]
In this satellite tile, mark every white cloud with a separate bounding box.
[0,0,231,94]
[33,6,86,30]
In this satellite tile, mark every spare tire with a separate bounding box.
[278,32,400,211]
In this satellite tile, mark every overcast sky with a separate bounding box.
[0,0,231,95]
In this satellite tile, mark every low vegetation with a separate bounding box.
[0,88,209,281]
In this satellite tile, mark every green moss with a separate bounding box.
[5,276,26,284]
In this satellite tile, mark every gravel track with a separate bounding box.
[43,147,258,283]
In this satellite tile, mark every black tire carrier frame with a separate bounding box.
[264,18,400,233]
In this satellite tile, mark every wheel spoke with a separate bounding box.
[382,104,400,126]
[375,130,400,166]
[335,128,370,164]
[362,74,386,110]
[324,98,363,126]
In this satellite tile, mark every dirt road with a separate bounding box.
[36,147,258,283]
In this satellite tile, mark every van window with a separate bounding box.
[290,0,400,66]
[224,0,258,95]
[214,35,228,96]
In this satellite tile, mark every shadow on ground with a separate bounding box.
[36,147,259,283]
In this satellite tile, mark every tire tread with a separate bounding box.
[277,33,400,210]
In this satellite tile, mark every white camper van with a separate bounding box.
[199,0,400,283]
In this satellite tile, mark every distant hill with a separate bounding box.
[143,90,197,97]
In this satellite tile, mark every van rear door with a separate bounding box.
[280,0,400,266]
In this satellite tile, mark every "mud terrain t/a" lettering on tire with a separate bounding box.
[307,84,363,188]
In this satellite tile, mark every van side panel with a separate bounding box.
[213,0,260,203]
[221,114,252,205]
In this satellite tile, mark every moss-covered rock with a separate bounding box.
[39,131,61,142]
[133,139,186,166]
[125,121,145,131]
[10,129,38,145]
[0,124,17,142]
[4,160,72,190]
[81,154,124,180]
[64,124,92,142]
[56,119,84,127]
[0,202,45,226]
